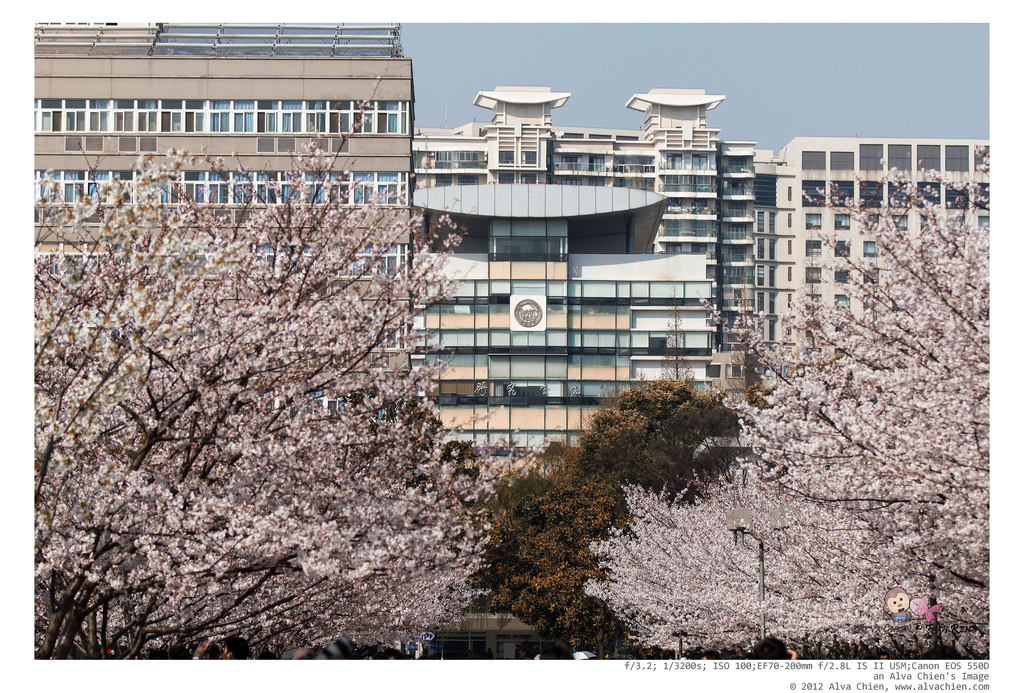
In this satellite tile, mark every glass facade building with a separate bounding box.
[415,184,714,445]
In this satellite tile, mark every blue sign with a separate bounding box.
[426,642,444,650]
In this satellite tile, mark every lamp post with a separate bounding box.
[726,505,791,641]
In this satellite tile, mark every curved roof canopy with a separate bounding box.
[474,89,571,110]
[626,91,725,112]
[414,184,667,254]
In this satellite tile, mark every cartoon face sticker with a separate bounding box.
[885,587,910,619]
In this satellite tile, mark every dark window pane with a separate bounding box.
[860,144,884,171]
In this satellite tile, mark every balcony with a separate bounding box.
[659,184,717,195]
[553,162,611,174]
[664,205,716,217]
[721,229,752,243]
[721,213,755,223]
[430,160,488,170]
[723,298,755,310]
[721,164,754,177]
[721,185,753,198]
[658,161,717,173]
[612,164,656,175]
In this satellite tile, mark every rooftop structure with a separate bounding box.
[34,23,403,57]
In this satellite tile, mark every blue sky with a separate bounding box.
[403,23,989,153]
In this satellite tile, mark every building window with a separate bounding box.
[975,146,990,170]
[757,238,765,259]
[918,182,941,206]
[835,240,850,257]
[860,144,884,170]
[754,174,777,206]
[757,292,765,313]
[830,181,854,207]
[497,172,515,184]
[520,173,537,184]
[831,151,855,170]
[835,294,850,309]
[806,267,822,284]
[802,181,826,207]
[757,211,765,232]
[805,214,822,230]
[860,181,883,207]
[805,240,822,257]
[975,183,989,208]
[888,183,910,208]
[769,239,777,260]
[979,216,989,227]
[863,241,878,257]
[458,175,478,186]
[787,239,793,255]
[835,269,849,284]
[945,145,969,172]
[787,212,792,228]
[435,174,452,187]
[787,186,792,202]
[757,265,765,286]
[945,187,967,210]
[768,319,776,342]
[768,265,776,287]
[769,212,776,233]
[888,144,912,171]
[787,267,793,282]
[835,214,851,230]
[562,177,582,186]
[768,292,776,314]
[521,151,538,166]
[917,144,941,171]
[498,150,514,165]
[802,151,826,170]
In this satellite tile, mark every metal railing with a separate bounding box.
[553,163,611,174]
[658,161,716,171]
[660,184,717,194]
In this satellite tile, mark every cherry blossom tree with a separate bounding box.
[34,151,500,658]
[590,162,989,656]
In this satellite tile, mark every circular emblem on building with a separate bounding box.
[513,299,543,328]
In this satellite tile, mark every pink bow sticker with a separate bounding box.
[910,598,942,622]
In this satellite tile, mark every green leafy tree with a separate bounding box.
[478,380,743,655]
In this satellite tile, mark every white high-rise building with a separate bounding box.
[413,87,989,410]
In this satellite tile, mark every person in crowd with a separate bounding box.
[922,645,961,659]
[751,637,798,660]
[192,641,221,659]
[535,644,574,659]
[221,636,251,660]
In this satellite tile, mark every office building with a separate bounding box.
[34,22,415,258]
[413,88,989,434]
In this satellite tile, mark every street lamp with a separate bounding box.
[726,505,791,641]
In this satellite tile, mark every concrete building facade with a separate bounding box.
[34,23,416,256]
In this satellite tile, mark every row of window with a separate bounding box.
[34,99,409,135]
[428,329,712,353]
[35,170,409,206]
[801,145,988,172]
[806,267,869,285]
[447,279,712,300]
[801,180,988,207]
